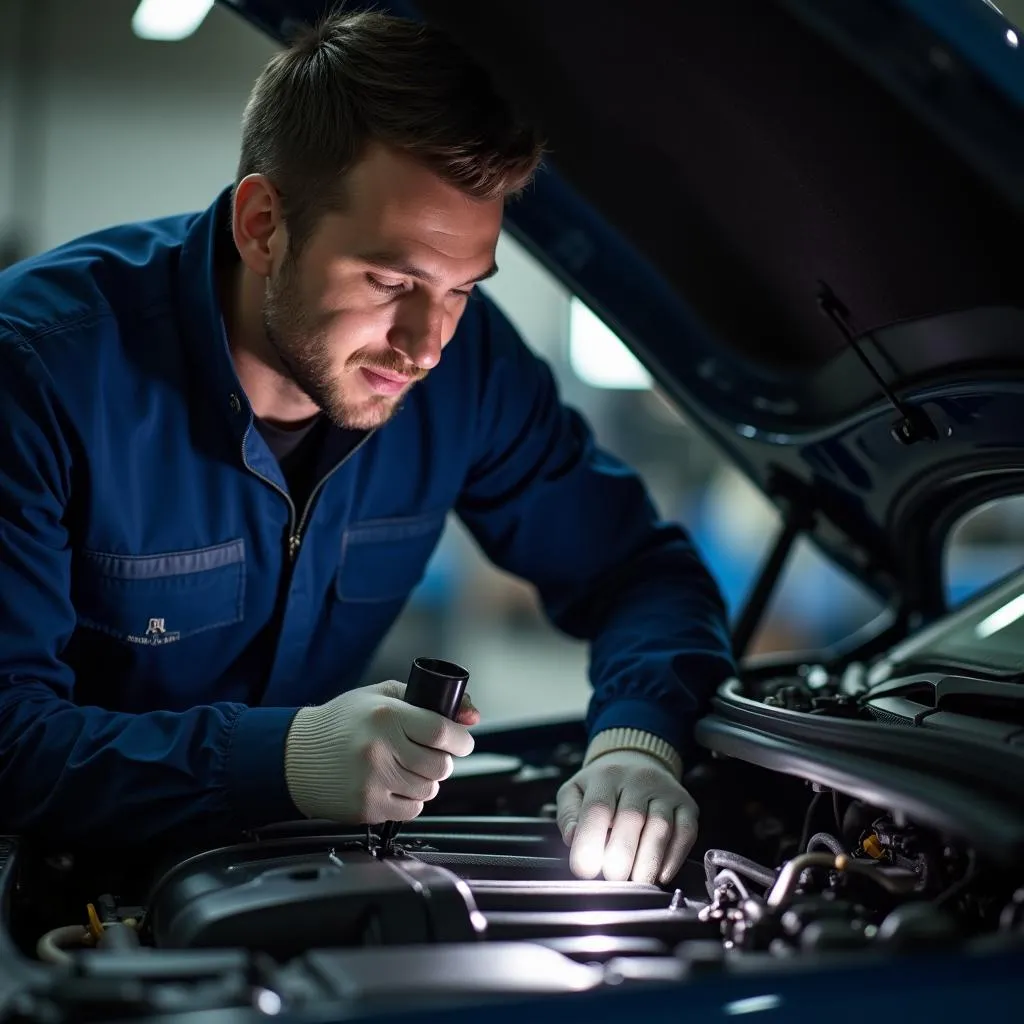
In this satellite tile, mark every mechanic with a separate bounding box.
[0,11,734,885]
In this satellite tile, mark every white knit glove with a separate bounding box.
[556,730,697,885]
[283,680,475,823]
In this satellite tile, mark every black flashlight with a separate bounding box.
[375,657,470,854]
[404,657,470,719]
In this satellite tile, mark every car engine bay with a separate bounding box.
[2,659,1023,1023]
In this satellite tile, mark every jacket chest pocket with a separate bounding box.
[73,539,246,645]
[336,511,447,603]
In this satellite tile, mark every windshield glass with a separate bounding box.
[886,570,1024,675]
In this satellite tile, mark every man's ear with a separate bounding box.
[232,174,288,278]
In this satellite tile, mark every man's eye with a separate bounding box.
[367,275,406,295]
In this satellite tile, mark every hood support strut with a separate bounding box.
[733,499,815,663]
[817,282,938,447]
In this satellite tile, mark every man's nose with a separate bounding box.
[388,294,446,371]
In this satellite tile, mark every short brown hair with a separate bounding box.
[237,9,545,253]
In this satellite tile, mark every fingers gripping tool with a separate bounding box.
[371,657,469,857]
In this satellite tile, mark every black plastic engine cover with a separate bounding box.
[292,943,603,1008]
[147,843,481,958]
[145,819,707,959]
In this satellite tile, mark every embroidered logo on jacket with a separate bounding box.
[126,617,181,646]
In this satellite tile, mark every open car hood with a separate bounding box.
[227,0,1024,617]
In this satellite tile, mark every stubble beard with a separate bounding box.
[261,258,417,431]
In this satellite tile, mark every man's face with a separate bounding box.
[261,145,503,430]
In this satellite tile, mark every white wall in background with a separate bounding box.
[29,0,277,252]
[0,0,27,243]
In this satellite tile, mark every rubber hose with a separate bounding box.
[704,850,776,894]
[97,923,141,952]
[36,925,89,965]
[712,869,751,900]
[807,832,845,855]
[768,852,918,909]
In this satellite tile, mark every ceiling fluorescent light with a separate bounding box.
[568,298,651,390]
[132,0,214,41]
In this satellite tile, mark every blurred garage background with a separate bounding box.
[3,0,1023,729]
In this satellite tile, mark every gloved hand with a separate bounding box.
[284,680,477,823]
[556,749,698,885]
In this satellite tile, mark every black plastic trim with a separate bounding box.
[712,679,1024,802]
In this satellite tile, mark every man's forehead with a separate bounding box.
[345,142,464,200]
[340,145,503,245]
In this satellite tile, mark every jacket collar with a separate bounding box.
[177,185,255,445]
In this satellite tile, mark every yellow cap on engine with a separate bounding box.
[862,834,884,859]
[86,903,103,941]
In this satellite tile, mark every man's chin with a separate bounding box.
[327,394,403,432]
[318,372,421,431]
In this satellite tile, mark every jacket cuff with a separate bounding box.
[225,706,303,828]
[588,697,693,762]
[584,727,683,779]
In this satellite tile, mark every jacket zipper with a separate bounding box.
[287,430,375,561]
[241,428,375,563]
[242,433,297,556]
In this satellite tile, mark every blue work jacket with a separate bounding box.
[0,188,734,846]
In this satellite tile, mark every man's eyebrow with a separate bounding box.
[359,251,499,289]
